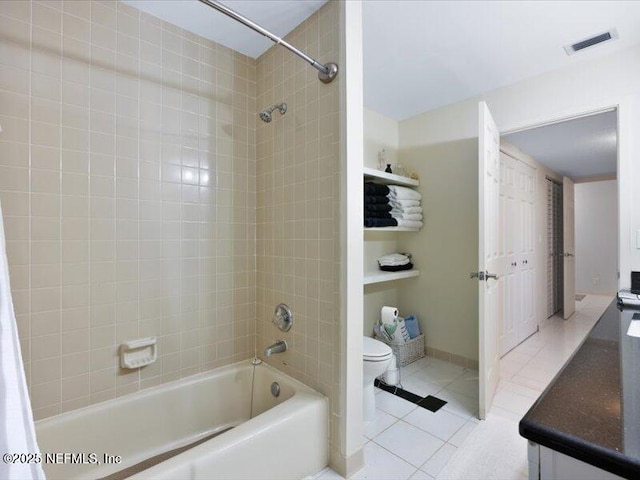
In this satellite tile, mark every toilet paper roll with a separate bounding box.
[381,306,398,325]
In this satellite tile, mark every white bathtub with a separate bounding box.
[35,361,329,480]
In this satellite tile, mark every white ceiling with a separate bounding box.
[125,0,327,58]
[363,1,640,120]
[127,1,640,123]
[503,110,617,179]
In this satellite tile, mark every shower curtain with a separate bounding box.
[0,201,45,480]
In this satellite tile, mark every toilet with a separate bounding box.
[363,336,393,422]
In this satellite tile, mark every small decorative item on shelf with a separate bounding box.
[410,172,419,180]
[377,149,387,171]
[394,163,407,177]
[385,164,392,173]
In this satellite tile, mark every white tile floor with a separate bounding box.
[313,294,613,480]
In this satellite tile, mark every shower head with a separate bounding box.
[259,103,287,123]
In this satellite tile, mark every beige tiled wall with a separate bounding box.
[0,0,256,419]
[255,0,342,455]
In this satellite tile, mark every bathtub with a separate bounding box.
[35,360,329,480]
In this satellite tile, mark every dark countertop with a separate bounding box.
[519,300,640,479]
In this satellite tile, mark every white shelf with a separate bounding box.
[364,167,419,187]
[364,227,420,232]
[364,269,420,285]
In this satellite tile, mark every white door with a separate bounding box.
[478,102,501,419]
[563,176,576,319]
[518,161,537,342]
[498,153,537,355]
[500,152,518,355]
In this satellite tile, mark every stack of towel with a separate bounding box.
[388,185,423,229]
[378,253,413,272]
[364,182,424,229]
[364,182,397,228]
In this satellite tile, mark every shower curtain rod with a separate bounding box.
[197,0,338,83]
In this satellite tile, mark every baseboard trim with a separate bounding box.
[425,346,478,371]
[329,446,364,478]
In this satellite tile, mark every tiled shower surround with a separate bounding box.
[255,0,342,455]
[0,0,343,456]
[0,0,257,419]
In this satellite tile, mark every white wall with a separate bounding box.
[575,180,618,294]
[340,0,364,475]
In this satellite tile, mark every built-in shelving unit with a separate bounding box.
[364,269,420,285]
[364,227,419,232]
[364,168,421,233]
[364,167,421,286]
[364,167,419,187]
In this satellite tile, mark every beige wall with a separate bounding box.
[396,137,479,363]
[0,0,256,419]
[363,231,398,337]
[254,0,342,461]
[364,108,398,169]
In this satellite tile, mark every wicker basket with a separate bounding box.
[374,333,425,367]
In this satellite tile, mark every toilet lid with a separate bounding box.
[363,336,392,361]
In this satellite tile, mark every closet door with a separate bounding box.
[499,154,537,354]
[518,161,536,343]
[500,153,518,356]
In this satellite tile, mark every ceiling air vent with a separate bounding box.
[564,29,618,55]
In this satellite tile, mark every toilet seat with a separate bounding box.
[363,336,392,362]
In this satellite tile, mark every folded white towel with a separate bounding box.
[378,253,409,263]
[397,219,423,229]
[391,206,422,215]
[389,199,421,208]
[388,185,422,201]
[391,213,423,221]
[379,258,411,267]
[378,253,411,266]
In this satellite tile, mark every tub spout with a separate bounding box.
[264,340,287,357]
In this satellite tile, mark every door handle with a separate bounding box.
[563,252,574,257]
[470,271,499,281]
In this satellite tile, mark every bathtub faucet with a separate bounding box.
[264,340,287,357]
